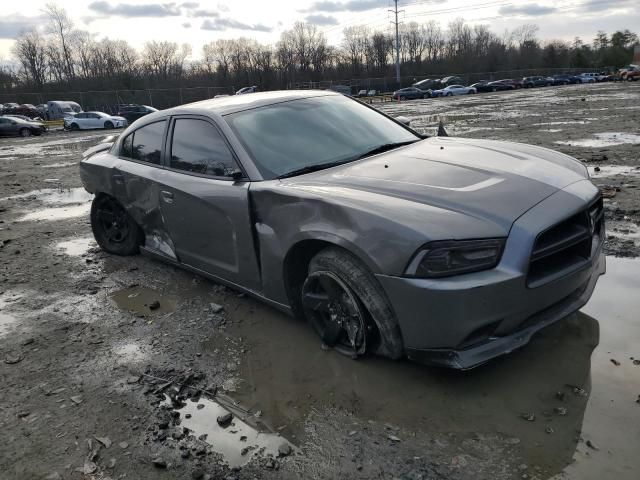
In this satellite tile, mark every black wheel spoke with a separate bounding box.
[302,291,331,312]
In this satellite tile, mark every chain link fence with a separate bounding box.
[0,86,235,113]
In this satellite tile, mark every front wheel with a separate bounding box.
[90,194,143,256]
[302,247,404,360]
[19,128,31,137]
[104,121,114,129]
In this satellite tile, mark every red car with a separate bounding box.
[498,79,523,89]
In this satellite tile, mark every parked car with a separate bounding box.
[0,116,46,137]
[412,78,441,90]
[117,104,158,124]
[470,81,492,92]
[2,102,19,111]
[367,90,377,97]
[439,76,464,87]
[522,76,552,88]
[432,85,477,97]
[357,89,368,98]
[236,86,258,95]
[4,114,47,127]
[393,87,429,100]
[498,78,523,89]
[64,111,127,130]
[551,74,581,85]
[578,73,598,83]
[47,101,82,120]
[80,90,605,369]
[486,80,515,91]
[620,65,639,81]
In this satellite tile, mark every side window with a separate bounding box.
[131,120,165,165]
[170,118,240,178]
[121,133,133,158]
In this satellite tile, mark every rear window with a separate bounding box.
[121,120,166,165]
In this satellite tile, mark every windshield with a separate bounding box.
[225,95,419,179]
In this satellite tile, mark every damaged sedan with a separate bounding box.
[80,90,605,369]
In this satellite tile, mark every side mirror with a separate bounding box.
[395,116,411,127]
[230,170,244,182]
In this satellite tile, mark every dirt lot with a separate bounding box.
[1,82,639,480]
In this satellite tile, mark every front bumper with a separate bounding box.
[376,180,605,369]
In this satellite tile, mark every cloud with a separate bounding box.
[305,14,339,26]
[0,16,42,39]
[88,1,181,17]
[303,0,388,12]
[190,9,220,17]
[578,0,638,13]
[201,18,272,32]
[498,5,557,16]
[180,1,199,8]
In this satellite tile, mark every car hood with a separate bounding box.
[278,136,589,231]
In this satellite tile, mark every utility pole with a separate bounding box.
[389,0,403,88]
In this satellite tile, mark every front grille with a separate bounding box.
[527,196,603,287]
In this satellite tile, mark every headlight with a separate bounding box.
[405,239,506,278]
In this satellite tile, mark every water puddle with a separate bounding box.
[589,165,640,178]
[167,396,291,467]
[1,187,92,204]
[202,255,640,478]
[539,129,564,133]
[0,134,108,159]
[110,286,177,317]
[42,161,77,169]
[0,311,18,338]
[556,132,640,148]
[114,342,148,363]
[17,203,90,222]
[55,237,95,256]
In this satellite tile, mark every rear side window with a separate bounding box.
[121,120,165,165]
[169,118,239,178]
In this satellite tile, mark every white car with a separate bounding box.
[432,85,477,97]
[64,111,127,130]
[578,73,599,83]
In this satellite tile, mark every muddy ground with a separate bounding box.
[1,82,639,480]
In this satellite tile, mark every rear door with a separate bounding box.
[113,119,175,258]
[157,115,261,290]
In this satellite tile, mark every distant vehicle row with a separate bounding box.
[391,70,633,100]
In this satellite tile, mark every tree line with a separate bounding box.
[4,3,639,95]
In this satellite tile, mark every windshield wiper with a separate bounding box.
[356,140,418,160]
[277,160,349,179]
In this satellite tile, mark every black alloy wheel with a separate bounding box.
[302,271,368,357]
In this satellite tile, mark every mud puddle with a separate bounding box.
[589,165,640,178]
[41,161,77,169]
[55,237,95,256]
[0,134,108,159]
[110,286,177,317]
[1,187,92,204]
[556,132,640,148]
[164,395,292,467]
[200,256,640,478]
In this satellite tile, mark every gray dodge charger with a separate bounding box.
[80,90,605,369]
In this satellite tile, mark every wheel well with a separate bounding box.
[282,240,336,319]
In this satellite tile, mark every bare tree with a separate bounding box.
[11,30,48,87]
[43,3,75,80]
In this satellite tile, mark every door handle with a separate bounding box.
[161,190,174,204]
[113,174,124,185]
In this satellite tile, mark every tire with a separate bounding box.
[90,194,143,256]
[104,121,114,129]
[303,247,404,360]
[70,123,79,131]
[19,128,31,137]
[446,92,452,97]
[492,87,497,92]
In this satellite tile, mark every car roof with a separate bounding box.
[176,90,338,116]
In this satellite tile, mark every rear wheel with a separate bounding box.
[19,128,31,137]
[90,194,143,256]
[302,247,404,360]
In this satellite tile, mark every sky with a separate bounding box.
[0,0,639,61]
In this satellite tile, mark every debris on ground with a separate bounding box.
[217,412,233,427]
[521,413,536,422]
[610,358,621,366]
[554,407,568,416]
[152,457,167,468]
[586,440,599,451]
